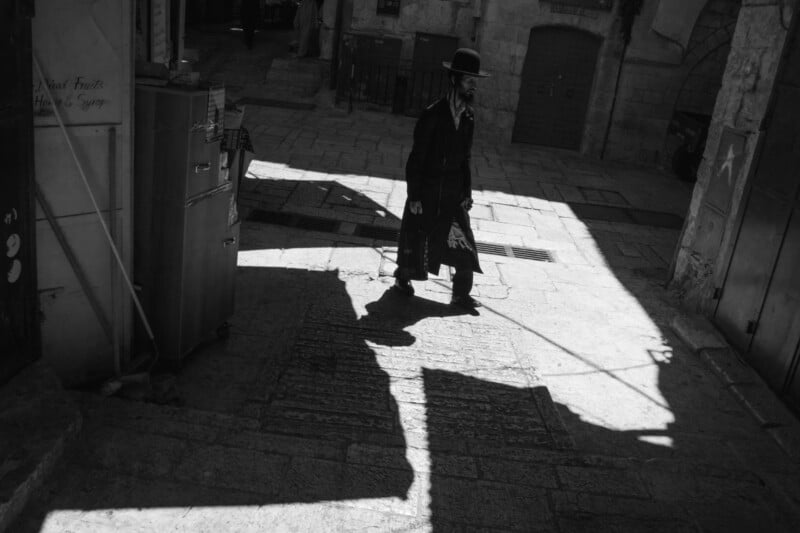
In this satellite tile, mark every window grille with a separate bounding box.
[376,0,401,16]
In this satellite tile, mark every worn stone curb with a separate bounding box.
[670,314,728,352]
[531,385,576,451]
[0,363,83,533]
[670,315,800,462]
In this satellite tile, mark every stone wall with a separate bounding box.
[602,0,741,165]
[602,59,679,164]
[475,0,618,155]
[349,0,476,58]
[677,44,732,115]
[671,0,796,312]
[342,0,742,164]
[601,0,682,164]
[344,0,624,155]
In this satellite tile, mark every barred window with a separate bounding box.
[376,0,401,16]
[541,0,613,10]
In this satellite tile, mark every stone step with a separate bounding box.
[0,363,82,532]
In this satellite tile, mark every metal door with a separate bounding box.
[336,33,402,106]
[405,32,457,115]
[0,0,39,384]
[361,34,401,105]
[713,101,795,352]
[751,208,800,393]
[513,27,600,149]
[412,32,458,70]
[715,26,800,409]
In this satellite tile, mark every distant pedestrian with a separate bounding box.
[241,0,260,50]
[293,0,321,57]
[393,48,489,311]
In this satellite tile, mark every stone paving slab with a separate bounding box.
[236,98,689,277]
[17,222,798,531]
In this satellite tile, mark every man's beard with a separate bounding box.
[460,90,475,103]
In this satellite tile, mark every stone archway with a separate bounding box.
[675,21,739,115]
[663,0,742,178]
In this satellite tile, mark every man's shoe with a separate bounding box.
[393,279,415,297]
[451,295,481,309]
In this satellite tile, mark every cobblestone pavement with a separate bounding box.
[13,27,800,533]
[237,100,691,278]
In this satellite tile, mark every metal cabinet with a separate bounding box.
[134,85,239,363]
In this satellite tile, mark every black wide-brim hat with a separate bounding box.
[442,48,490,78]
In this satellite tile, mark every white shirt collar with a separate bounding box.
[448,95,467,128]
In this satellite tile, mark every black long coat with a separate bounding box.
[396,98,482,280]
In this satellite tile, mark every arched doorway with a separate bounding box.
[512,27,601,150]
[666,0,742,181]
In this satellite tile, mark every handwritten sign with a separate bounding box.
[33,75,110,117]
[32,0,125,125]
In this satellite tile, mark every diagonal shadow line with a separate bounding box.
[431,280,671,411]
[542,361,663,377]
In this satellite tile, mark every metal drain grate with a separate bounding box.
[294,217,339,232]
[248,209,338,232]
[236,97,316,110]
[567,203,683,230]
[355,225,400,241]
[511,247,554,262]
[577,186,630,206]
[476,242,509,256]
[248,210,295,226]
[476,242,553,263]
[627,209,684,230]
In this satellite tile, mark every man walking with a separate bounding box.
[393,48,488,311]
